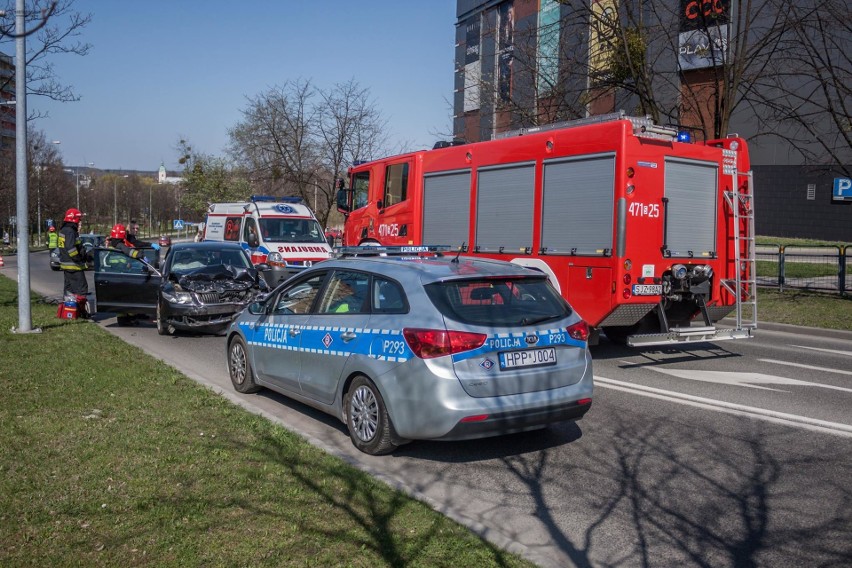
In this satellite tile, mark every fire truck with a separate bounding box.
[335,112,756,346]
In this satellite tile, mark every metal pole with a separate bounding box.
[113,176,117,225]
[149,184,152,237]
[36,170,41,245]
[75,168,80,210]
[13,0,37,333]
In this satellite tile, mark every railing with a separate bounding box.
[756,245,850,294]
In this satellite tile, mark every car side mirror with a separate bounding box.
[248,301,266,315]
[376,200,384,210]
[247,233,260,248]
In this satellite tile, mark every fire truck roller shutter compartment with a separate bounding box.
[475,162,535,253]
[664,158,718,258]
[541,153,615,255]
[422,170,471,250]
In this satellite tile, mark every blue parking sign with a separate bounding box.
[833,178,852,201]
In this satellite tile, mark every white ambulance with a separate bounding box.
[203,196,333,285]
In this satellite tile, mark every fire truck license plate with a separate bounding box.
[632,284,662,295]
[499,348,557,370]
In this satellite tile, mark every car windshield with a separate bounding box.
[424,276,571,326]
[169,248,252,275]
[259,218,326,243]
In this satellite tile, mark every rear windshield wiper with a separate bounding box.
[520,314,562,326]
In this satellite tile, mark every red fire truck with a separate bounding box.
[336,112,756,346]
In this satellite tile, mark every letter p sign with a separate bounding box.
[833,178,852,201]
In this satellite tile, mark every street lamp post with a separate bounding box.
[35,140,61,246]
[113,173,128,226]
[75,161,94,211]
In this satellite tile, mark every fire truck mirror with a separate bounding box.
[336,188,351,213]
[376,200,384,210]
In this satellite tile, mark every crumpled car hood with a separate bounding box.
[176,264,258,293]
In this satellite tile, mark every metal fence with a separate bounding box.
[756,245,851,294]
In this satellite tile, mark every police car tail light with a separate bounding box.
[567,321,589,341]
[403,328,487,359]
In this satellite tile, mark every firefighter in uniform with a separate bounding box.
[57,208,90,318]
[106,224,147,269]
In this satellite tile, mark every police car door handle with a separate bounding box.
[340,331,357,342]
[288,328,301,337]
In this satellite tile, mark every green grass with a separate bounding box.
[756,236,850,248]
[756,260,839,279]
[0,277,533,567]
[756,288,852,331]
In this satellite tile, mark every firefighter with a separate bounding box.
[47,225,58,249]
[57,208,90,319]
[106,224,148,269]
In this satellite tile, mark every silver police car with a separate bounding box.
[226,246,593,455]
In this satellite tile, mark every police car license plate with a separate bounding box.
[632,284,662,295]
[499,348,557,370]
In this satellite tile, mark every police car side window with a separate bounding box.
[273,273,325,315]
[372,278,406,313]
[319,270,370,314]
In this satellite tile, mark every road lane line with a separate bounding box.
[791,345,852,358]
[758,358,852,378]
[595,376,852,438]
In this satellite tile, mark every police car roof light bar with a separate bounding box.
[335,245,452,258]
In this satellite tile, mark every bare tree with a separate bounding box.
[229,78,388,227]
[176,139,251,218]
[0,0,92,116]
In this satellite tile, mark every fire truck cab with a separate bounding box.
[336,112,756,347]
[204,196,332,285]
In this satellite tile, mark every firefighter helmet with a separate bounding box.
[110,223,127,240]
[63,208,83,223]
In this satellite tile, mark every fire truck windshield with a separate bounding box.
[259,218,326,244]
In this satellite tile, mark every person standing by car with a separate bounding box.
[57,208,90,319]
[47,225,58,249]
[125,219,158,249]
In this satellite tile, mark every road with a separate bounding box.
[5,250,852,567]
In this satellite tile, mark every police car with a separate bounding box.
[226,246,594,455]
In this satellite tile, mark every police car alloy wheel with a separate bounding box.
[229,336,260,394]
[346,376,396,455]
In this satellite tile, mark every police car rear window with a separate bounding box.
[424,277,570,327]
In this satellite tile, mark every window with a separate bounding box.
[100,250,148,274]
[372,278,406,313]
[353,171,370,210]
[383,163,409,207]
[273,273,326,315]
[243,217,258,242]
[319,270,370,314]
[223,217,242,241]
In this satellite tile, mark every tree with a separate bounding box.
[176,139,251,218]
[228,79,388,228]
[0,0,92,115]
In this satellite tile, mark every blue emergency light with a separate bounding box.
[677,131,692,143]
[250,195,303,203]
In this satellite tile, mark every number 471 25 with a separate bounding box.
[628,202,660,218]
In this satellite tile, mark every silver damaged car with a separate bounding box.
[226,247,594,455]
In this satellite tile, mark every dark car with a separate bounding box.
[93,241,269,333]
[50,233,106,271]
[158,235,172,247]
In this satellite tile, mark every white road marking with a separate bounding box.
[759,358,852,377]
[791,345,852,358]
[644,368,852,393]
[595,376,852,438]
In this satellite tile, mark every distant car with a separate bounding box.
[50,233,105,271]
[158,235,172,247]
[226,246,594,455]
[93,241,268,332]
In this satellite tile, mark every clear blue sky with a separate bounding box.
[29,0,457,172]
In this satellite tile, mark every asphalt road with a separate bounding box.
[5,250,852,567]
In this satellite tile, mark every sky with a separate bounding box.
[15,0,458,172]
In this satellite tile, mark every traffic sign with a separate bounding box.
[173,219,185,230]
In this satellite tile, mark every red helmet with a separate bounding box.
[48,226,55,232]
[110,224,127,240]
[63,208,83,223]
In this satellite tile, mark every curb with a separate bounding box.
[722,318,852,341]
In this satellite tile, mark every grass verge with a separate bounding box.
[757,288,852,331]
[0,277,532,567]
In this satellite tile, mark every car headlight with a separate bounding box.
[162,291,193,304]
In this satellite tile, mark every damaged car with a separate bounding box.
[93,241,269,334]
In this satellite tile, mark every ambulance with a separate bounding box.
[203,196,332,285]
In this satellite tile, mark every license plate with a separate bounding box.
[632,284,662,296]
[499,348,557,370]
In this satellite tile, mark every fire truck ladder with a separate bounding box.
[721,166,757,333]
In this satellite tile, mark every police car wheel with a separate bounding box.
[228,336,260,394]
[156,302,173,336]
[345,376,397,455]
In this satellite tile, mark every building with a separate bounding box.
[452,0,851,241]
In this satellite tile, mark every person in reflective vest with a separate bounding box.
[57,208,90,318]
[47,225,58,249]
